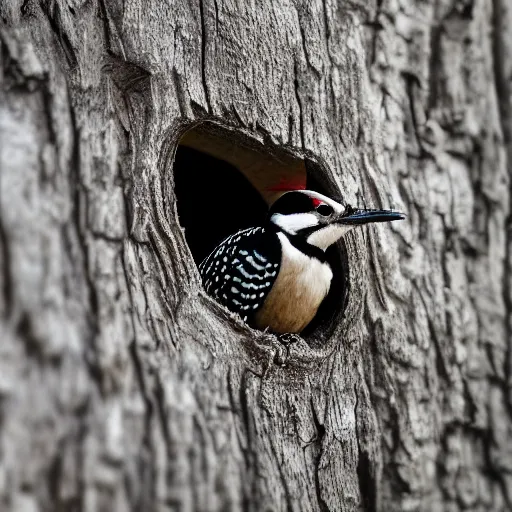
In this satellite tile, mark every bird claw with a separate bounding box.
[278,333,301,346]
[273,333,301,366]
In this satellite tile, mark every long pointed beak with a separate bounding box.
[337,207,406,225]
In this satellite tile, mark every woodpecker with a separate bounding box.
[199,190,405,334]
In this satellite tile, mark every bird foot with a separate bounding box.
[278,333,301,346]
[273,333,301,366]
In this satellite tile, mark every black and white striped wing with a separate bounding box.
[199,227,281,322]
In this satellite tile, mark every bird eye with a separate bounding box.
[316,204,333,216]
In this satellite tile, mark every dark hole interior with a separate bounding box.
[174,146,268,265]
[174,142,346,339]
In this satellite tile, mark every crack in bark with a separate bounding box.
[227,366,266,508]
[147,217,179,301]
[98,0,113,56]
[212,0,219,33]
[320,0,331,65]
[293,60,306,150]
[41,85,57,146]
[129,338,154,448]
[427,5,441,114]
[67,88,102,386]
[172,67,188,118]
[310,396,329,512]
[439,214,454,363]
[367,0,384,68]
[238,367,258,507]
[154,372,172,449]
[192,414,209,511]
[0,212,12,318]
[481,426,512,509]
[402,70,425,157]
[296,10,321,80]
[230,103,247,128]
[354,383,377,512]
[123,241,155,455]
[98,0,128,61]
[268,436,294,512]
[413,281,450,382]
[39,0,77,68]
[492,0,512,417]
[198,0,212,112]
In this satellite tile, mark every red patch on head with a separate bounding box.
[311,198,323,207]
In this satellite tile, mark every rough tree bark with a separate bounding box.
[1,0,512,511]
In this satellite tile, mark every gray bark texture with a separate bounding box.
[1,0,512,511]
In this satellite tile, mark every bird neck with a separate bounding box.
[267,223,327,262]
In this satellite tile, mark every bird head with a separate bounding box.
[267,190,405,250]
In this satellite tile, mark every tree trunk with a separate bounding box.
[1,0,511,511]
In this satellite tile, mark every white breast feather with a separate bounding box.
[279,233,332,299]
[254,232,333,333]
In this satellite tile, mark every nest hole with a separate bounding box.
[174,124,347,340]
